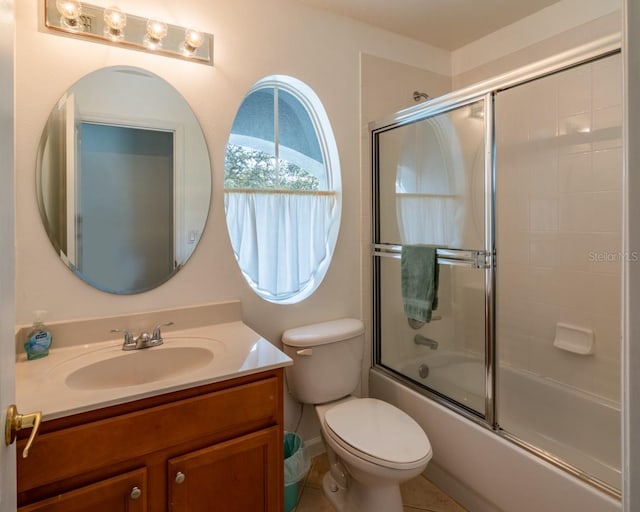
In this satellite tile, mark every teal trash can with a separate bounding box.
[284,432,310,512]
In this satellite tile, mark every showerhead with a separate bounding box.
[413,91,430,102]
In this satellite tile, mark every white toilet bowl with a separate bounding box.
[281,319,433,511]
[316,397,432,512]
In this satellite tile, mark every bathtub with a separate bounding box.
[393,352,486,414]
[371,354,622,512]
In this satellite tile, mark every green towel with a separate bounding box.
[401,245,439,323]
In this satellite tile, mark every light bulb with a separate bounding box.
[144,18,168,49]
[103,6,126,40]
[183,27,204,54]
[56,0,82,29]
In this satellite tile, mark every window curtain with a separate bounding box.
[395,117,465,248]
[225,190,336,299]
[396,194,464,247]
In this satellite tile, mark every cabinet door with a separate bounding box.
[168,426,281,512]
[18,468,147,512]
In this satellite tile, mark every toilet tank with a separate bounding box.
[282,318,365,404]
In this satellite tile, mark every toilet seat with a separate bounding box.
[323,398,432,471]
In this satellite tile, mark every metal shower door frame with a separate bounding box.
[371,91,496,425]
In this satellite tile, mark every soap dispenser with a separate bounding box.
[23,310,52,360]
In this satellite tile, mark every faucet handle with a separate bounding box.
[111,328,135,347]
[152,321,174,341]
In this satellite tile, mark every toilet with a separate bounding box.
[282,318,432,512]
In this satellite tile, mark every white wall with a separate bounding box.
[452,0,620,82]
[14,0,444,349]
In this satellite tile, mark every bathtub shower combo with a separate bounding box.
[371,38,622,500]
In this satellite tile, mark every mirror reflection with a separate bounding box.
[37,66,211,294]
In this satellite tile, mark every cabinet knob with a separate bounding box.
[130,486,142,500]
[175,471,186,484]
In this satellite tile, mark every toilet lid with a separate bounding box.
[324,398,431,466]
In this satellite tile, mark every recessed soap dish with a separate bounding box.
[553,323,595,355]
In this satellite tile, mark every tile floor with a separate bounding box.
[293,453,468,512]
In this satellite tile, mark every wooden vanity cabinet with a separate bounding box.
[16,369,284,512]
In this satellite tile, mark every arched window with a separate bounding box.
[224,76,341,303]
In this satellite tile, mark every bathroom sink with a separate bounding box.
[65,346,215,390]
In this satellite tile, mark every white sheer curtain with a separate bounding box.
[396,195,464,246]
[395,117,465,247]
[225,190,337,299]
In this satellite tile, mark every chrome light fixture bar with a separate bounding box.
[44,0,213,65]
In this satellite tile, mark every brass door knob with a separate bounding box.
[5,404,42,458]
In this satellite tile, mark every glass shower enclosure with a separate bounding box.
[371,48,622,495]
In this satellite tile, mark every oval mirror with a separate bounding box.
[37,66,211,294]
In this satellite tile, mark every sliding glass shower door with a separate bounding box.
[373,97,493,418]
[494,52,622,490]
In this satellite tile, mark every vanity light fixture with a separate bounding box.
[144,18,167,49]
[55,0,82,30]
[103,6,126,41]
[44,0,214,65]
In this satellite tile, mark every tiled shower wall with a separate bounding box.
[496,53,622,402]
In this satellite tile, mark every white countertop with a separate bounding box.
[15,321,292,421]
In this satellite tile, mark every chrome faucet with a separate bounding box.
[414,333,438,350]
[111,321,174,351]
